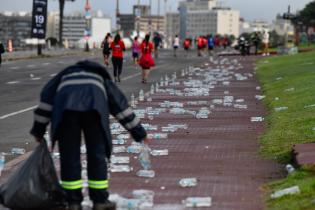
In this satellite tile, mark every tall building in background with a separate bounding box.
[167,0,239,40]
[120,5,164,37]
[0,12,32,49]
[47,11,111,47]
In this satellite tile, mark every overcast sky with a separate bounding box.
[0,0,312,23]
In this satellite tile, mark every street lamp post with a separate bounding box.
[84,0,91,52]
[137,0,140,36]
[157,0,160,33]
[149,0,152,35]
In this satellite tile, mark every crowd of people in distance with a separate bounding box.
[100,31,271,84]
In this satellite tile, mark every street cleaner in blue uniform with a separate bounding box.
[30,60,148,210]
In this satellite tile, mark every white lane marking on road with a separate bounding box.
[0,106,37,120]
[27,65,35,68]
[30,77,41,80]
[42,63,50,66]
[50,73,57,77]
[121,72,141,81]
[10,66,20,70]
[6,81,20,84]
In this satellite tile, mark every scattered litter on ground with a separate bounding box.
[271,186,300,199]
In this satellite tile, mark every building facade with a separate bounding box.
[165,13,180,47]
[167,0,239,40]
[0,12,32,49]
[47,11,111,47]
[120,5,164,37]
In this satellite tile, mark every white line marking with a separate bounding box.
[50,73,57,77]
[10,66,20,70]
[121,72,141,81]
[27,65,35,68]
[6,81,20,84]
[0,106,37,120]
[42,63,50,66]
[30,77,41,80]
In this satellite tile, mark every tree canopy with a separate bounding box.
[295,1,315,27]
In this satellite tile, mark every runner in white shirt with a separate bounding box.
[262,30,270,56]
[173,35,180,57]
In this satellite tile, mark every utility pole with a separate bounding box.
[137,0,140,36]
[149,0,152,35]
[116,0,120,32]
[157,0,160,33]
[84,0,91,52]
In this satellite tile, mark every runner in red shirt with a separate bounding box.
[183,38,191,57]
[110,34,125,82]
[139,34,155,84]
[197,36,204,57]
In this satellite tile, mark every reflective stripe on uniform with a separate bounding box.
[88,180,109,189]
[38,102,53,111]
[61,180,83,190]
[124,117,140,130]
[115,107,133,120]
[34,114,50,124]
[61,71,104,83]
[57,79,107,99]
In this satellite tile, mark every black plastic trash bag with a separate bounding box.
[0,141,66,209]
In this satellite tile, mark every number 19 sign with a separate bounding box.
[31,0,48,39]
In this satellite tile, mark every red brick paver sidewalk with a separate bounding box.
[0,56,282,210]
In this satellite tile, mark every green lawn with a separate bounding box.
[256,51,315,210]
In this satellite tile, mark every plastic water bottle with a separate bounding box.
[160,77,164,87]
[251,117,264,122]
[44,131,51,148]
[0,153,5,177]
[150,84,155,94]
[127,144,142,154]
[119,198,141,210]
[155,83,160,92]
[139,144,151,170]
[147,133,168,139]
[165,75,169,86]
[130,93,136,108]
[275,107,288,111]
[182,197,212,207]
[136,170,155,178]
[112,139,125,145]
[111,156,130,164]
[285,164,295,174]
[270,186,300,198]
[110,165,132,173]
[132,189,154,207]
[113,146,126,153]
[11,148,26,155]
[179,178,198,187]
[139,89,144,101]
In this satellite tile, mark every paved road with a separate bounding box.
[0,49,205,158]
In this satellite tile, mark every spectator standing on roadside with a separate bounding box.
[173,35,180,57]
[262,30,270,56]
[139,34,155,84]
[110,34,125,82]
[101,33,112,66]
[0,41,5,67]
[131,36,140,64]
[30,60,148,210]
